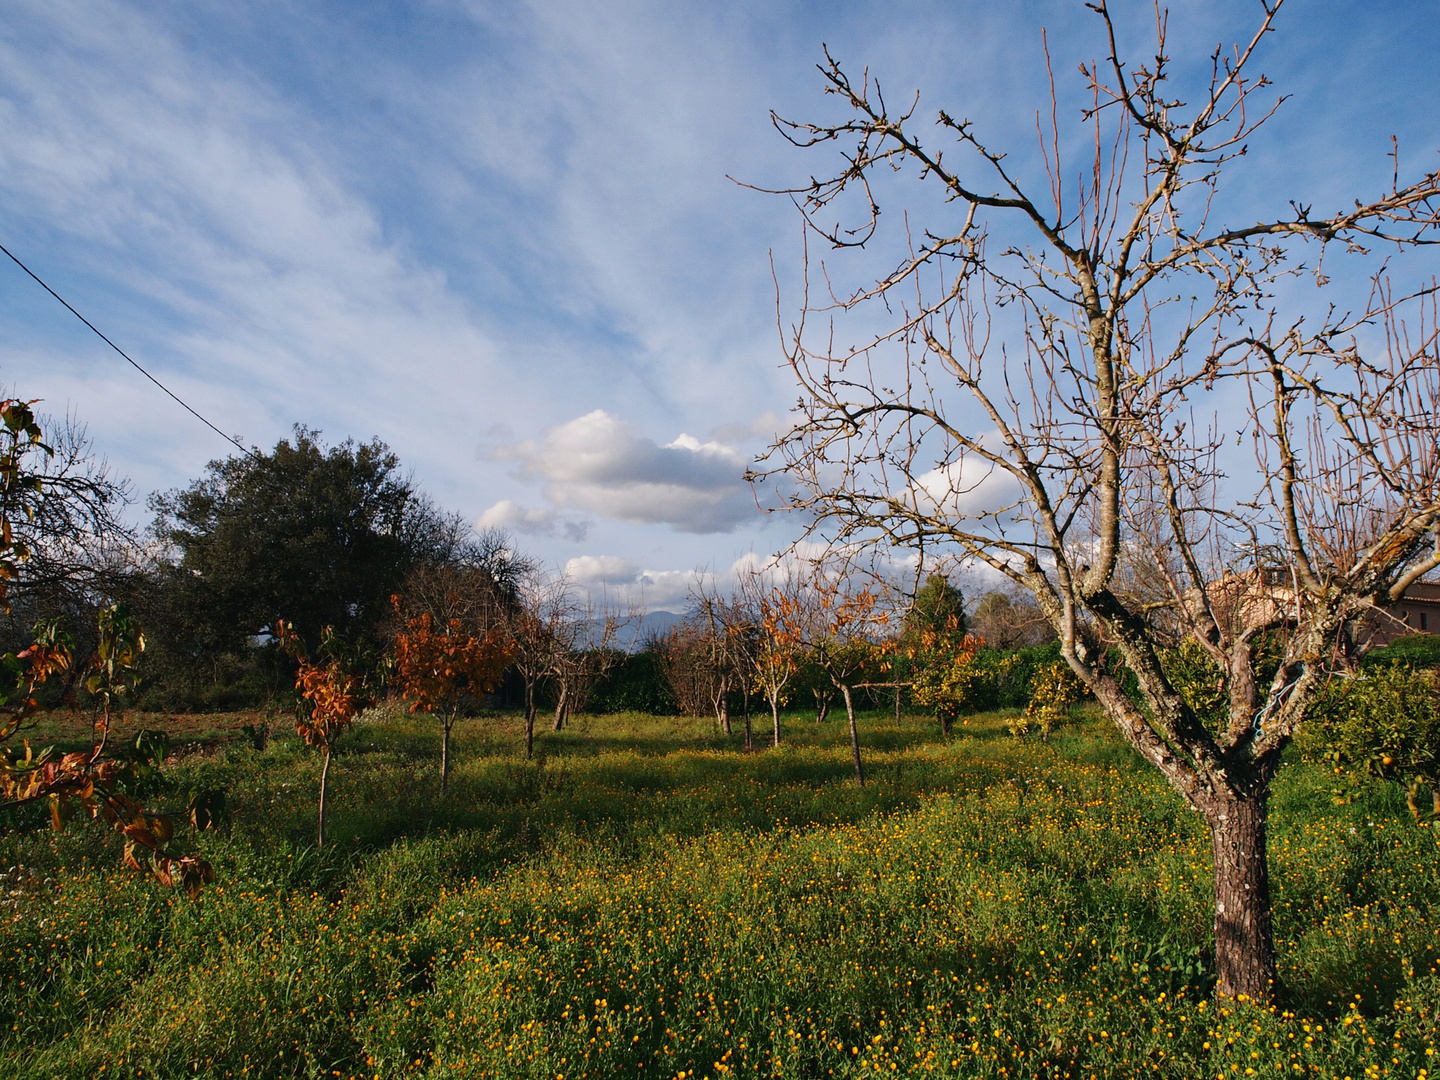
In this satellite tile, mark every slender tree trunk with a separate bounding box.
[939,706,952,736]
[1207,785,1278,1001]
[1404,784,1440,822]
[770,692,781,747]
[553,684,568,731]
[719,695,731,735]
[815,693,829,724]
[893,686,901,724]
[742,687,752,752]
[440,711,454,797]
[841,685,864,787]
[524,681,537,760]
[317,745,332,848]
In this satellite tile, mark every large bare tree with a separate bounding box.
[754,1,1440,1001]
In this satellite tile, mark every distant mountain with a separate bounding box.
[579,609,688,652]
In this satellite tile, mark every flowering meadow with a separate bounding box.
[1,708,1436,1079]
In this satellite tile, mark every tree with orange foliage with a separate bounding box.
[737,568,806,749]
[278,621,380,847]
[804,577,893,786]
[392,596,515,795]
[0,400,214,895]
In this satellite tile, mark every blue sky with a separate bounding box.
[2,0,1437,609]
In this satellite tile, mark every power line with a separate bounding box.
[0,240,257,458]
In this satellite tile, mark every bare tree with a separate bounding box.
[968,590,1055,650]
[691,579,763,735]
[506,569,570,759]
[754,1,1440,1001]
[655,623,712,718]
[549,599,629,732]
[4,407,135,650]
[713,587,761,749]
[397,527,535,635]
[657,613,736,727]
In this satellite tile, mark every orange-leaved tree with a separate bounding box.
[278,620,380,847]
[804,578,893,786]
[1,611,217,897]
[392,595,515,795]
[737,567,807,749]
[0,399,215,895]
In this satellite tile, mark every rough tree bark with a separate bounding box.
[1206,784,1277,999]
[552,685,568,732]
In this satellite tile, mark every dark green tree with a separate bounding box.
[903,574,966,640]
[145,427,465,684]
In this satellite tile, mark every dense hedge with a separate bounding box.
[586,650,679,715]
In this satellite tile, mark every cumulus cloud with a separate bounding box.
[912,442,1022,520]
[563,556,695,610]
[477,499,590,541]
[564,554,641,587]
[633,569,695,610]
[493,409,757,534]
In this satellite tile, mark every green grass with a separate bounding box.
[1,705,1436,1079]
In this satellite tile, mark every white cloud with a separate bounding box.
[493,409,758,534]
[564,554,641,587]
[562,557,695,611]
[477,499,590,541]
[633,569,695,610]
[912,441,1022,520]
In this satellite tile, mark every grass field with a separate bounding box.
[2,705,1436,1079]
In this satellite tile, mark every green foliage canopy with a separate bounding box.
[148,427,463,662]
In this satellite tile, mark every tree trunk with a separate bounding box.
[317,745,332,848]
[440,711,454,797]
[939,706,952,736]
[1207,786,1278,1001]
[742,688,752,752]
[815,694,829,724]
[770,694,781,747]
[1404,784,1440,822]
[553,684,568,731]
[524,681,537,760]
[894,686,901,724]
[842,685,864,787]
[719,696,731,735]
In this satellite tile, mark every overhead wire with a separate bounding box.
[0,240,258,458]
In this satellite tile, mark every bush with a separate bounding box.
[586,650,678,715]
[1300,663,1440,821]
[1009,659,1086,738]
[1362,633,1440,671]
